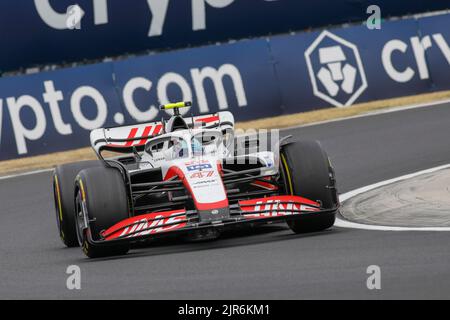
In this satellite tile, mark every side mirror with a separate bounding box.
[132,146,142,161]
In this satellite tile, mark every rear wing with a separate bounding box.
[90,111,234,155]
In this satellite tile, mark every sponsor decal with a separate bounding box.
[305,31,368,107]
[185,159,213,171]
[381,33,450,83]
[191,179,218,187]
[190,170,215,179]
[187,163,213,171]
[102,210,187,240]
[240,195,320,219]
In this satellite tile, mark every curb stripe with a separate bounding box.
[336,163,450,231]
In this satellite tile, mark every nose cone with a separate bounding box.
[181,158,229,212]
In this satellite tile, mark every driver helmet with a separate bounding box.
[172,139,188,158]
[172,138,203,158]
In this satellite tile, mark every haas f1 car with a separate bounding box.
[53,102,339,258]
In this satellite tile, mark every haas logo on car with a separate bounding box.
[305,30,368,107]
[241,197,320,219]
[103,210,187,240]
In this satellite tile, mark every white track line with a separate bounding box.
[336,164,450,231]
[0,168,53,181]
[283,98,450,130]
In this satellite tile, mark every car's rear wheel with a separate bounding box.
[74,166,130,258]
[53,161,101,247]
[280,140,338,233]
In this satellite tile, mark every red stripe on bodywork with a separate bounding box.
[195,115,219,123]
[136,126,152,146]
[107,123,163,149]
[153,123,163,135]
[251,180,278,191]
[164,166,185,181]
[124,128,139,146]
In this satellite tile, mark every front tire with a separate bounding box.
[280,140,338,233]
[74,166,130,258]
[53,161,101,247]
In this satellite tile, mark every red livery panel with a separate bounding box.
[101,196,322,242]
[102,209,187,240]
[239,195,321,219]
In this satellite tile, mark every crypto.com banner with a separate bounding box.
[0,40,281,159]
[0,0,448,72]
[0,13,449,160]
[271,13,450,112]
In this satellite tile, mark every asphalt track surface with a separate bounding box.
[1,102,450,299]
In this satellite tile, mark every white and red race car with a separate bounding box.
[53,102,339,258]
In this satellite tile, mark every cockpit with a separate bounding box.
[171,137,204,159]
[143,130,223,162]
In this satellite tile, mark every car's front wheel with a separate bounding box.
[53,161,101,247]
[74,166,130,258]
[280,140,338,233]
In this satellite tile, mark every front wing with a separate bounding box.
[88,195,338,247]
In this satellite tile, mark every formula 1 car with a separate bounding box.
[53,102,339,258]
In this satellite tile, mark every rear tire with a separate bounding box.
[280,140,338,233]
[53,161,101,247]
[74,166,130,258]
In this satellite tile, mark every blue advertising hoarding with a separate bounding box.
[112,39,282,124]
[0,63,122,157]
[0,12,449,160]
[270,18,437,113]
[0,39,282,159]
[1,0,449,72]
[417,13,450,92]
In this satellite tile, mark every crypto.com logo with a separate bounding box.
[305,31,368,107]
